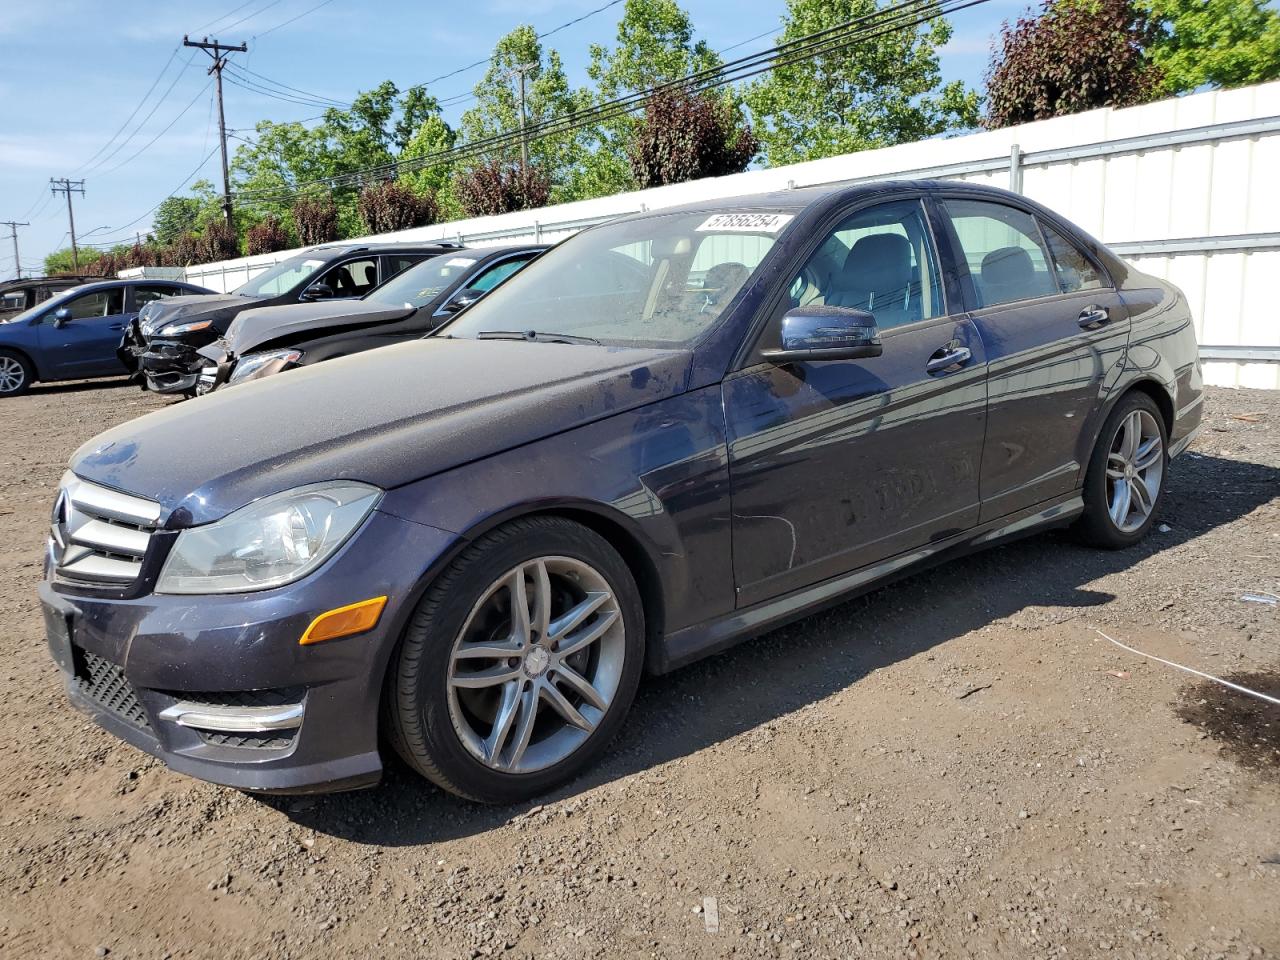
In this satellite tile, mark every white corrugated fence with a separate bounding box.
[176,80,1280,389]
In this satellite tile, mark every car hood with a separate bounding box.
[70,337,692,526]
[224,299,414,355]
[140,293,261,339]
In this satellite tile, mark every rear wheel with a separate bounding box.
[0,350,34,397]
[1074,392,1167,548]
[386,516,644,803]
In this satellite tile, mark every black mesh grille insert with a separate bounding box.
[74,648,152,732]
[199,729,298,750]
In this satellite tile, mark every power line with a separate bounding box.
[195,0,260,34]
[82,52,199,176]
[82,144,223,245]
[229,63,351,107]
[71,48,183,175]
[217,0,286,35]
[251,0,341,41]
[98,79,215,176]
[237,0,988,204]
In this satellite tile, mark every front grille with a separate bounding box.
[49,473,160,588]
[172,687,306,709]
[74,648,152,733]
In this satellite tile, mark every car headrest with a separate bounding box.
[702,262,749,304]
[841,233,913,294]
[981,246,1035,287]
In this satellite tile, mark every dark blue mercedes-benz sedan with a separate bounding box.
[40,181,1203,801]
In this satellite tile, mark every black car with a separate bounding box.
[0,275,98,321]
[42,181,1202,801]
[119,241,464,395]
[197,244,546,392]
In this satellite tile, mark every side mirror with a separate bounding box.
[52,307,72,328]
[300,282,335,301]
[762,305,883,362]
[440,287,485,315]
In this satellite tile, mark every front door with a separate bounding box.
[725,197,989,608]
[936,197,1131,521]
[38,286,132,379]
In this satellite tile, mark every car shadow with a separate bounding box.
[29,377,135,395]
[264,451,1280,845]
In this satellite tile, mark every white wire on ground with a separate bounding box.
[1092,628,1280,707]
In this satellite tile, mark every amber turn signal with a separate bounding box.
[300,596,387,645]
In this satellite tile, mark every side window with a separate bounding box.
[133,284,181,308]
[469,257,532,293]
[321,258,378,297]
[1041,222,1106,294]
[778,198,944,334]
[943,199,1057,308]
[63,288,124,320]
[384,254,426,277]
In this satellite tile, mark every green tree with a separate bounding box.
[459,25,585,201]
[578,0,725,195]
[43,247,101,275]
[1142,0,1280,93]
[399,111,459,207]
[151,196,201,245]
[745,0,981,166]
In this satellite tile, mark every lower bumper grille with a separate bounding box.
[74,648,152,733]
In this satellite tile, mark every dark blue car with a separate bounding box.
[0,278,213,396]
[41,181,1202,802]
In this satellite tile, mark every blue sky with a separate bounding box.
[0,0,1028,272]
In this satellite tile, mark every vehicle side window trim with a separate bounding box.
[732,191,951,371]
[1036,214,1114,294]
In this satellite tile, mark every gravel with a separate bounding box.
[0,377,1276,959]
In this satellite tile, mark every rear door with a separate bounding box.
[37,286,131,378]
[724,195,988,607]
[936,196,1130,521]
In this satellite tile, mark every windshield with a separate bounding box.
[234,254,328,298]
[442,210,791,346]
[365,254,479,309]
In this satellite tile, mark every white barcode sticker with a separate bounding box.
[696,212,794,234]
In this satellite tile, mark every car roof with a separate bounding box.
[607,179,1027,223]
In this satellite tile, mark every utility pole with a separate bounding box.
[509,62,538,170]
[49,179,85,271]
[0,221,28,278]
[183,35,247,232]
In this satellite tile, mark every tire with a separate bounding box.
[0,350,34,397]
[385,516,645,803]
[1073,391,1168,549]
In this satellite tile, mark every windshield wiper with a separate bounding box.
[476,329,600,345]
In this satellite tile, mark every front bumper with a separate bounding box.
[121,321,213,394]
[40,509,459,793]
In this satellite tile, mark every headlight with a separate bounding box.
[156,482,381,594]
[159,318,213,336]
[228,348,303,385]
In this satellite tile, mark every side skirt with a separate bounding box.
[655,493,1084,674]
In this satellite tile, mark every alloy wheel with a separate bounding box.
[0,356,26,393]
[446,556,626,774]
[1105,408,1164,533]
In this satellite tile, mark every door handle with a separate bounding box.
[926,345,971,374]
[1078,305,1109,328]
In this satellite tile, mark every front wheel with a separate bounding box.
[385,516,645,803]
[1074,392,1167,548]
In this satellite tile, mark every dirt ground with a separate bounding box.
[0,378,1277,960]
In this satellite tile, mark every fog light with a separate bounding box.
[300,596,387,645]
